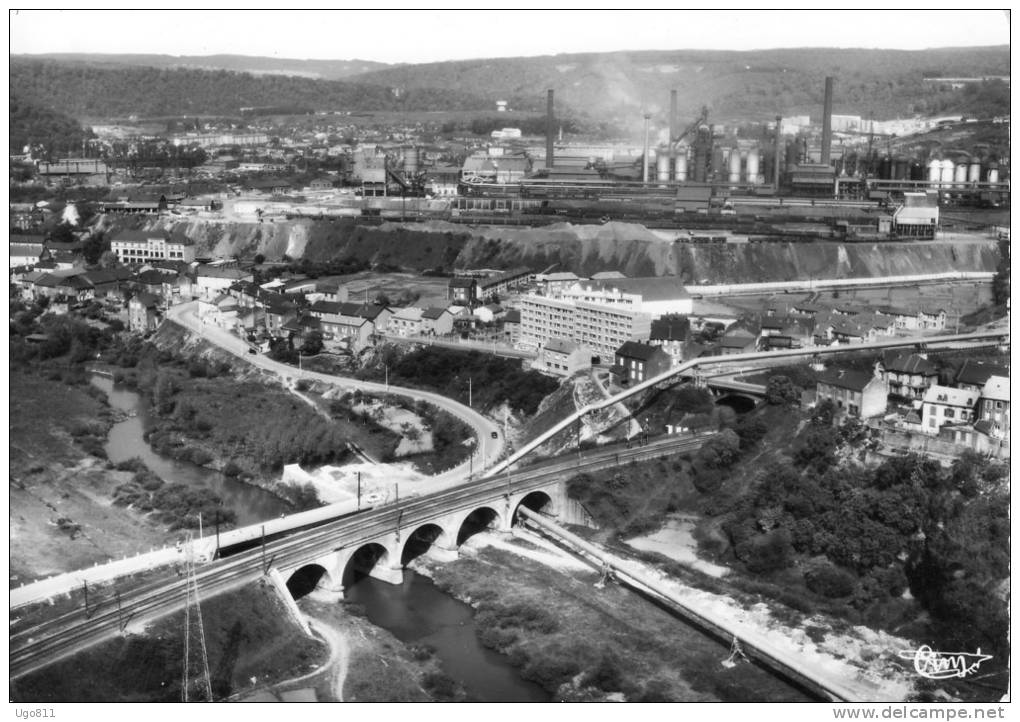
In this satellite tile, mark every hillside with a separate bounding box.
[8,60,490,118]
[346,46,1010,127]
[14,53,390,79]
[96,216,1000,282]
[9,96,95,154]
[11,46,1008,126]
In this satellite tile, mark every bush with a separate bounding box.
[805,564,857,598]
[186,447,214,466]
[295,379,311,392]
[735,529,794,574]
[421,671,458,701]
[222,461,243,478]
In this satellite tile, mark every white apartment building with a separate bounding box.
[520,277,690,362]
[110,230,195,264]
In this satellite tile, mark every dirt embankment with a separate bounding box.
[101,216,1000,282]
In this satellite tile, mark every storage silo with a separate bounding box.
[674,150,688,182]
[910,160,924,181]
[940,159,955,185]
[746,148,760,184]
[927,159,942,185]
[785,139,799,172]
[879,156,892,180]
[986,160,999,184]
[953,158,969,187]
[728,148,741,184]
[892,156,908,180]
[968,158,982,183]
[657,153,670,182]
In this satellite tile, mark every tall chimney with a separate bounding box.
[773,115,782,188]
[642,113,651,183]
[546,89,555,170]
[821,76,834,166]
[669,90,678,176]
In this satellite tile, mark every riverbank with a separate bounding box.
[418,531,813,701]
[420,528,919,702]
[9,370,187,583]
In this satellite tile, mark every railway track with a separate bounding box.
[10,434,709,680]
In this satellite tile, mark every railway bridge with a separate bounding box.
[279,475,586,600]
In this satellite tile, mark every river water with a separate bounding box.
[345,571,551,702]
[90,374,290,526]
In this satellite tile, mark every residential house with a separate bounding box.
[503,309,522,345]
[473,304,505,324]
[447,277,478,306]
[921,385,978,435]
[648,314,690,366]
[715,327,757,355]
[815,368,888,418]
[421,307,455,336]
[918,307,947,331]
[10,238,47,267]
[54,274,95,304]
[265,298,299,338]
[478,268,531,298]
[535,338,590,378]
[82,267,134,300]
[977,375,1010,440]
[614,341,672,385]
[389,307,424,336]
[876,352,939,403]
[129,292,161,333]
[354,303,392,335]
[955,359,1010,393]
[200,293,240,331]
[194,265,254,301]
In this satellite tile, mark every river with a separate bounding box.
[90,374,291,526]
[345,571,551,702]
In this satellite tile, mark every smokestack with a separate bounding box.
[546,89,555,170]
[642,113,651,183]
[669,90,678,170]
[773,115,782,188]
[821,76,834,166]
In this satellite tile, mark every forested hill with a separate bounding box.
[345,45,1010,123]
[9,97,95,154]
[9,59,490,118]
[14,53,390,79]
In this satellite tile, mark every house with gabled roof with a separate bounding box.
[129,292,161,333]
[922,385,978,435]
[389,307,424,336]
[614,341,671,384]
[421,307,454,336]
[816,368,888,418]
[955,359,1010,393]
[977,375,1009,440]
[535,338,589,378]
[876,351,938,403]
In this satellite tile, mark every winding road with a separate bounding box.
[166,301,504,490]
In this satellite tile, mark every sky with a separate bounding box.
[8,9,1011,64]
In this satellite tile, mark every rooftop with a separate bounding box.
[923,384,977,408]
[816,368,877,392]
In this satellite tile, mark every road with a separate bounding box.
[10,433,711,680]
[166,302,504,483]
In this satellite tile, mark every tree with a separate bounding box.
[765,375,799,406]
[299,331,323,357]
